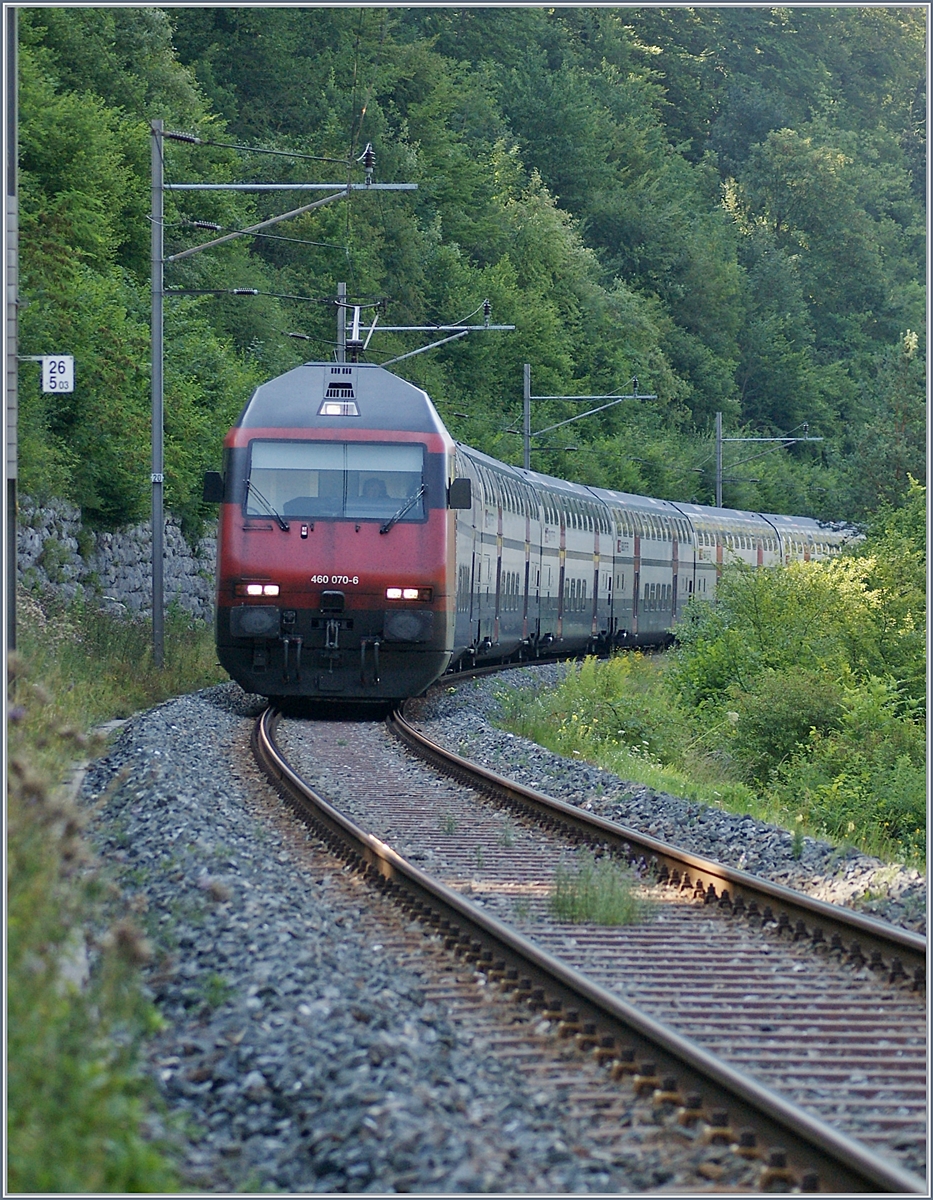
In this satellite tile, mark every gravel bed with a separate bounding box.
[409,666,926,935]
[80,682,715,1193]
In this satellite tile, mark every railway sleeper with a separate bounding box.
[256,710,922,1195]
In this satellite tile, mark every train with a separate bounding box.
[203,361,852,701]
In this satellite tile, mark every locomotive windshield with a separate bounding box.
[245,441,425,522]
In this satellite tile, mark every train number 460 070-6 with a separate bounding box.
[310,574,360,586]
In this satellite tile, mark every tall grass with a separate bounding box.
[15,589,223,726]
[7,589,226,1191]
[498,653,751,807]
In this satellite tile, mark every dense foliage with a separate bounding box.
[17,6,925,529]
[500,482,926,865]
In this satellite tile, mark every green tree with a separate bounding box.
[836,333,926,518]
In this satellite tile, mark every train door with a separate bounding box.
[522,493,532,642]
[556,502,567,642]
[496,471,529,656]
[517,478,537,647]
[540,491,560,643]
[592,507,601,639]
[671,523,679,623]
[639,511,657,638]
[675,515,697,618]
[454,450,480,654]
[473,464,496,646]
[533,491,545,644]
[493,473,503,648]
[632,512,641,637]
[612,508,634,640]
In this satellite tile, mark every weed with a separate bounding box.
[550,851,646,926]
[475,845,485,870]
[7,592,227,1191]
[438,812,458,834]
[199,973,234,1010]
[499,819,516,848]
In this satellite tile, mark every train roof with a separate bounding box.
[456,445,852,533]
[758,512,859,542]
[672,500,777,529]
[589,486,691,519]
[236,362,448,435]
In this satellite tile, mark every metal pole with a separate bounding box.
[523,363,531,471]
[6,7,18,655]
[337,281,346,362]
[151,120,164,667]
[715,410,723,508]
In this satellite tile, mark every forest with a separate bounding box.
[17,5,926,533]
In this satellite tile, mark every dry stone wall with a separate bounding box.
[17,497,217,621]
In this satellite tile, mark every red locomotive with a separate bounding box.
[205,361,851,701]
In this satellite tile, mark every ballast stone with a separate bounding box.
[79,684,667,1193]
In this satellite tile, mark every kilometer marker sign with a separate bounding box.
[41,356,74,392]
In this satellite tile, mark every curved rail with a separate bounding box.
[255,705,924,1194]
[391,706,926,985]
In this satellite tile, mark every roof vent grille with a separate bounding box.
[320,366,359,416]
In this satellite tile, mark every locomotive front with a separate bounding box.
[208,363,468,700]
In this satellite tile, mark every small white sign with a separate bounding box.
[42,356,74,392]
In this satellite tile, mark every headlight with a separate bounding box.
[385,586,433,601]
[236,582,280,597]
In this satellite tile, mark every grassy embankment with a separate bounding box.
[7,590,224,1192]
[498,651,924,869]
[498,490,926,871]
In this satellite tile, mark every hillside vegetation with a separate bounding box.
[18,6,925,531]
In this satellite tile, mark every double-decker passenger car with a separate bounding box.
[205,362,852,700]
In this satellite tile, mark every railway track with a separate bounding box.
[255,691,926,1194]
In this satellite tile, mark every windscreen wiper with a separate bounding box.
[245,479,290,531]
[380,484,426,535]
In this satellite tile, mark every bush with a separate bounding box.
[767,677,925,860]
[669,557,882,705]
[16,589,223,726]
[728,668,845,784]
[495,531,924,866]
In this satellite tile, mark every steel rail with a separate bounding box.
[254,705,925,1194]
[391,706,926,986]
